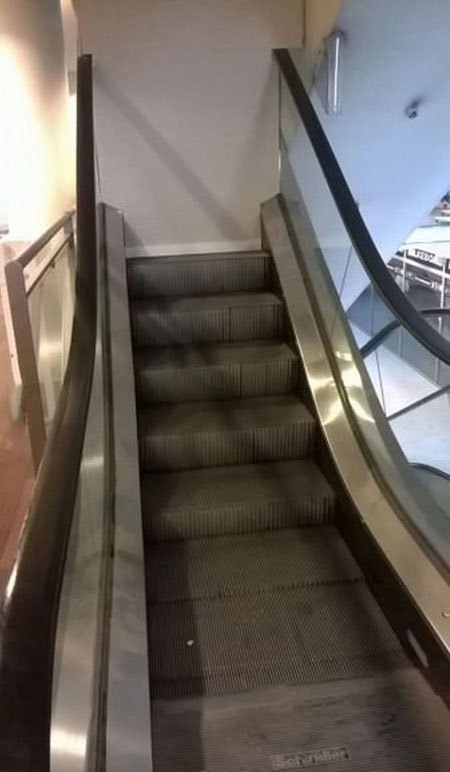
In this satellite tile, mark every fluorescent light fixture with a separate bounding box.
[326,31,344,115]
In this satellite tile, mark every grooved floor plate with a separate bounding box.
[142,460,336,540]
[130,292,285,347]
[127,252,271,298]
[151,671,450,772]
[146,527,363,603]
[139,396,315,470]
[134,340,299,403]
[148,581,408,698]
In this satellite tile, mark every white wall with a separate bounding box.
[75,0,304,253]
[0,0,74,240]
[311,0,450,303]
[60,0,79,158]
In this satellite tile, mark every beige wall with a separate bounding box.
[304,0,343,80]
[76,0,304,253]
[0,0,74,240]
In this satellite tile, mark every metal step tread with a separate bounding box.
[131,291,283,314]
[128,250,270,266]
[148,580,408,697]
[143,459,333,508]
[151,671,450,772]
[138,395,315,471]
[134,340,299,404]
[142,459,336,540]
[135,340,298,372]
[127,252,272,297]
[131,292,285,347]
[139,395,314,436]
[146,526,363,603]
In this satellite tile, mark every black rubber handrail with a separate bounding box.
[412,463,450,484]
[360,308,450,359]
[0,55,96,770]
[274,49,450,367]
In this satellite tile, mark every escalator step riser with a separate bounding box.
[136,359,299,404]
[139,422,315,471]
[131,304,285,347]
[144,497,336,541]
[127,253,272,298]
[148,583,409,698]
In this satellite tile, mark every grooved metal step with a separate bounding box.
[139,395,315,471]
[146,526,362,603]
[134,340,299,404]
[142,459,336,541]
[130,292,285,347]
[148,581,408,698]
[127,251,272,298]
[128,249,450,768]
[152,671,450,772]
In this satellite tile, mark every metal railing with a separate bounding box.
[0,54,97,770]
[4,210,76,470]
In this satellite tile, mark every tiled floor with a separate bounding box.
[0,300,34,593]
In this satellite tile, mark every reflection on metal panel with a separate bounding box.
[261,195,450,654]
[104,205,152,772]
[51,218,106,772]
[51,204,152,771]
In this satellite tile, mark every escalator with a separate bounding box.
[127,250,450,771]
[0,51,449,772]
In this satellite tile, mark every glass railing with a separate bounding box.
[357,305,450,471]
[27,227,76,422]
[276,48,450,567]
[4,212,76,470]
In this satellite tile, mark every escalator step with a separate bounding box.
[146,527,362,603]
[134,340,299,404]
[142,459,336,540]
[148,581,409,698]
[151,670,450,772]
[138,395,315,471]
[130,292,285,347]
[127,251,272,298]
